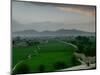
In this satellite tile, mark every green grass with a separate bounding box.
[12,40,78,73]
[25,51,74,72]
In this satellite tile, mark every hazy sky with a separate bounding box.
[12,1,96,32]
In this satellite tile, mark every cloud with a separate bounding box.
[57,5,95,17]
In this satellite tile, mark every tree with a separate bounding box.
[53,61,67,70]
[12,40,16,45]
[75,36,89,42]
[34,41,40,46]
[26,40,34,46]
[84,46,96,56]
[37,64,46,73]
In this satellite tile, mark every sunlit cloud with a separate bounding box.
[57,5,95,17]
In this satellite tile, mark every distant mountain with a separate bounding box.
[12,20,95,36]
[12,29,95,37]
[12,20,65,32]
[55,29,86,34]
[14,29,38,34]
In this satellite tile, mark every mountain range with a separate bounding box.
[12,29,95,37]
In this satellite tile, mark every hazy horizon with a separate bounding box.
[12,1,96,32]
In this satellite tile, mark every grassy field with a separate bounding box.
[12,40,79,73]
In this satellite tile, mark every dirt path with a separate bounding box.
[58,63,95,71]
[56,39,78,50]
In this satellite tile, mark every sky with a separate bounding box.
[12,1,96,32]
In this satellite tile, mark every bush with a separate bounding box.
[37,64,46,73]
[53,61,67,70]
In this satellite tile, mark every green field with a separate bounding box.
[12,40,79,73]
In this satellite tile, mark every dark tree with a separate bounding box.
[12,40,15,45]
[34,41,40,46]
[84,46,96,56]
[37,64,46,73]
[53,61,67,70]
[26,40,34,46]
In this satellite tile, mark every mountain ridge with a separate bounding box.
[13,29,95,37]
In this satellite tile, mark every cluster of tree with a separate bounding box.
[12,36,40,47]
[70,36,96,56]
[25,40,40,46]
[12,37,21,46]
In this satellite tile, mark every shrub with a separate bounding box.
[53,61,67,70]
[37,64,46,73]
